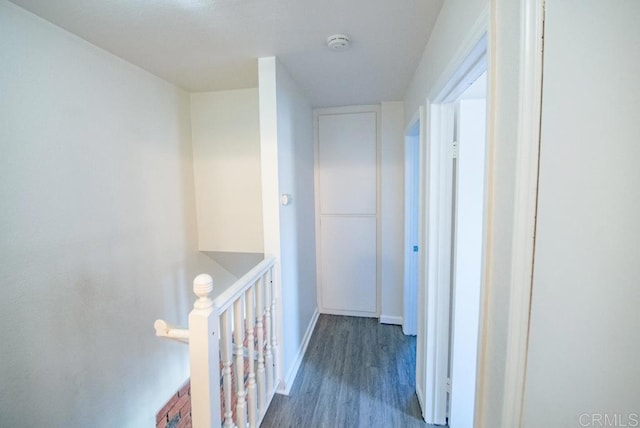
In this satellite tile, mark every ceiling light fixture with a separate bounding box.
[326,34,350,51]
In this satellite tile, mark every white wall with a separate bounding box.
[0,1,215,426]
[258,57,318,391]
[191,89,264,253]
[404,0,488,124]
[523,1,640,426]
[380,102,405,323]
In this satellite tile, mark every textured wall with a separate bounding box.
[0,2,202,426]
[191,89,264,253]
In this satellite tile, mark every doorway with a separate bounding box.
[403,108,423,336]
[419,35,488,427]
[448,72,487,427]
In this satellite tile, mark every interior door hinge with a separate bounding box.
[446,377,452,393]
[452,141,459,159]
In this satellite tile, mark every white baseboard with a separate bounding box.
[277,307,319,396]
[319,307,377,318]
[379,315,403,325]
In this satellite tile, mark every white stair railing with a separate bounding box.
[154,256,281,428]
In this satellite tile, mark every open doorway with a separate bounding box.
[448,72,487,427]
[403,108,423,336]
[419,34,488,427]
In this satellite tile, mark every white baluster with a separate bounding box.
[264,272,274,394]
[255,276,266,415]
[188,274,221,428]
[233,297,247,428]
[220,309,234,428]
[269,267,280,391]
[245,285,257,427]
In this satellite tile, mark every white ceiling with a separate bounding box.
[9,0,444,107]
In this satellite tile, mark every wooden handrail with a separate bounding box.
[154,319,189,343]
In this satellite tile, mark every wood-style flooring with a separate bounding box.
[261,314,437,428]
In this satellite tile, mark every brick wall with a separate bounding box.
[156,380,191,428]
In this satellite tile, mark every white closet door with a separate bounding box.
[317,111,378,316]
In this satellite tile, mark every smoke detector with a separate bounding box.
[327,34,350,51]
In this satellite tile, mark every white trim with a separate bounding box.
[423,102,455,425]
[473,13,497,427]
[500,0,545,426]
[439,37,488,104]
[314,104,380,115]
[379,315,403,326]
[277,308,320,396]
[375,105,382,319]
[415,103,428,421]
[313,110,323,316]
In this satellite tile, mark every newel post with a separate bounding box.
[189,274,221,428]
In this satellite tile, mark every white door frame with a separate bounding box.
[490,0,545,426]
[423,101,456,425]
[403,108,423,336]
[417,1,544,425]
[420,18,489,424]
[453,0,544,426]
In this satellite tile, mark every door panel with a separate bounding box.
[318,113,377,215]
[319,216,377,314]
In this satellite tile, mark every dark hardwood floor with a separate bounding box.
[261,314,437,428]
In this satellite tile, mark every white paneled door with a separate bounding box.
[316,110,378,317]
